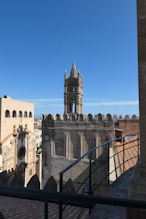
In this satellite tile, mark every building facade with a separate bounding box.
[0,95,36,185]
[42,63,115,187]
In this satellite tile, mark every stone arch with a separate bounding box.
[70,132,81,159]
[98,131,111,157]
[12,110,17,117]
[24,111,27,117]
[54,133,66,156]
[84,131,96,159]
[5,110,10,117]
[29,112,32,117]
[19,111,22,117]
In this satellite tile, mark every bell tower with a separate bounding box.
[64,62,83,114]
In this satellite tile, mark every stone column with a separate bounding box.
[65,132,69,158]
[95,133,100,158]
[51,138,55,156]
[129,0,146,201]
[66,133,71,159]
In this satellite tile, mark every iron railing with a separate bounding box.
[0,132,141,219]
[59,132,140,218]
[0,183,146,219]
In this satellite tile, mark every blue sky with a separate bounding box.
[0,0,138,117]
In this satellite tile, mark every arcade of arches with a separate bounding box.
[51,130,110,160]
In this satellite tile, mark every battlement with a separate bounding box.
[42,113,115,122]
[113,114,139,122]
[42,113,139,123]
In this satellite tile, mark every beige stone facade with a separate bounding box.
[0,95,36,185]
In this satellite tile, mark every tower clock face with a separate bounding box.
[18,146,26,160]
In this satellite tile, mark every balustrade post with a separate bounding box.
[123,137,125,173]
[107,143,110,187]
[59,173,63,219]
[113,152,117,179]
[44,200,48,219]
[89,159,92,215]
[138,134,140,160]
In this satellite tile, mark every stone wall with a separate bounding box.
[42,113,115,188]
[115,114,139,136]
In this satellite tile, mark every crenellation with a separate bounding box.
[132,114,137,120]
[79,114,84,121]
[88,113,93,121]
[125,115,130,120]
[63,114,68,121]
[106,114,112,121]
[43,113,140,124]
[46,114,54,121]
[119,115,122,120]
[113,114,118,122]
[56,114,61,121]
[98,113,103,121]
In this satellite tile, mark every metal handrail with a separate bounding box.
[0,132,141,219]
[59,132,140,218]
[0,185,146,213]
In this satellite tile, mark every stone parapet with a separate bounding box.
[42,113,139,123]
[42,113,115,123]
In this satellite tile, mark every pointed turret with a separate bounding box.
[70,62,77,78]
[64,69,67,80]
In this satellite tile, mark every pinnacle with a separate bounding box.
[70,61,77,78]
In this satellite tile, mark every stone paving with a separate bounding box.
[0,195,89,219]
[90,167,134,219]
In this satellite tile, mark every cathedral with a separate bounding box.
[42,62,115,186]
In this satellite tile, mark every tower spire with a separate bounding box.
[64,62,83,114]
[70,61,77,78]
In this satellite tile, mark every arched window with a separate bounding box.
[12,110,17,117]
[55,134,66,156]
[19,111,22,118]
[71,132,81,159]
[29,112,32,117]
[24,111,27,117]
[5,110,10,117]
[85,131,96,159]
